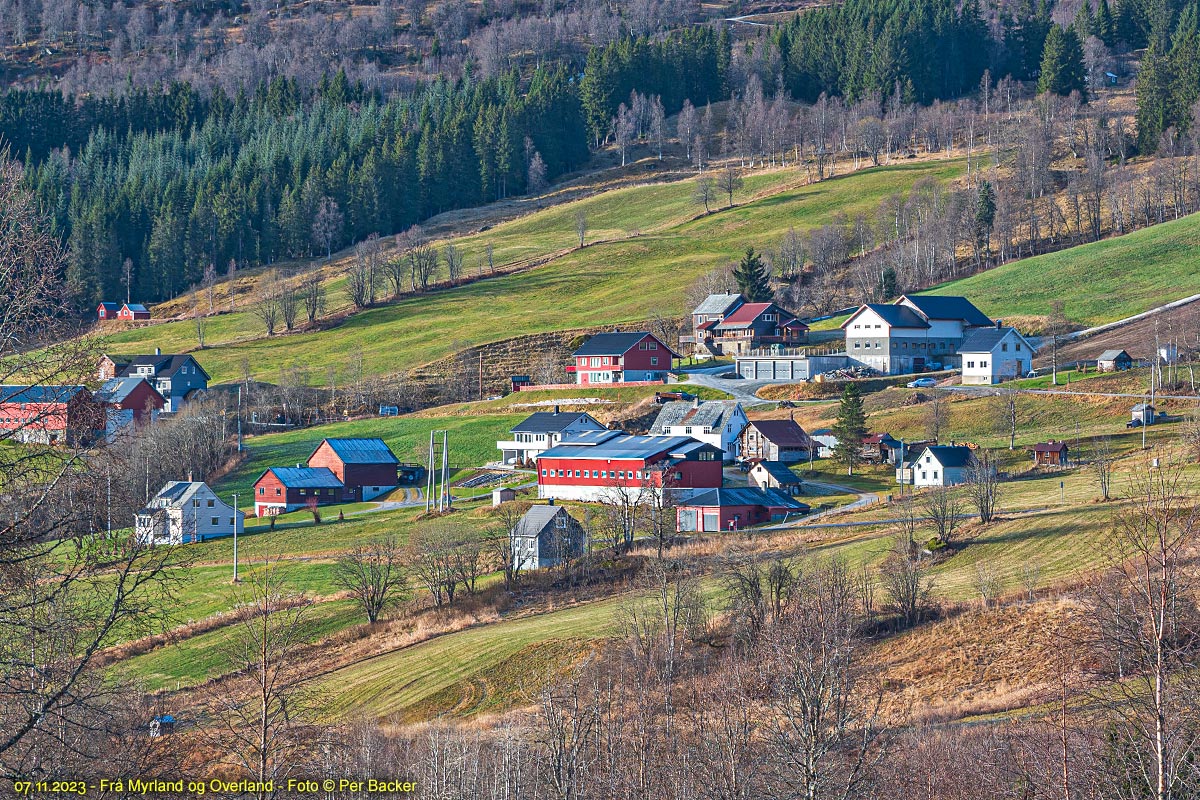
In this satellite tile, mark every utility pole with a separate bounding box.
[237,385,244,452]
[232,492,239,583]
[440,430,450,512]
[479,352,484,401]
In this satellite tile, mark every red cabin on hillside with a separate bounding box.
[117,303,151,321]
[97,302,119,321]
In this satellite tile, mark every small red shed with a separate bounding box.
[253,466,348,517]
[118,303,151,321]
[1031,440,1069,467]
[97,302,119,321]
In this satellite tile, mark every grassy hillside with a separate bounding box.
[100,160,964,385]
[927,212,1200,326]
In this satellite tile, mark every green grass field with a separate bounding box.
[101,160,964,385]
[928,211,1200,326]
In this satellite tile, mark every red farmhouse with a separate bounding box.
[97,302,119,321]
[676,487,809,532]
[0,385,102,446]
[117,303,151,321]
[93,377,166,439]
[535,429,722,502]
[307,437,400,500]
[253,467,348,517]
[569,331,679,385]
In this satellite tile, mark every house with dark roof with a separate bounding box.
[496,408,606,465]
[135,481,244,545]
[1097,349,1133,372]
[842,295,993,375]
[749,460,803,494]
[253,466,348,516]
[738,417,813,463]
[307,437,400,500]
[98,349,208,412]
[958,324,1035,384]
[1031,440,1069,467]
[898,445,977,487]
[117,303,151,321]
[510,503,588,571]
[569,332,678,385]
[862,432,904,464]
[93,376,166,440]
[710,301,808,355]
[649,398,748,460]
[676,487,809,532]
[684,293,745,357]
[535,430,723,502]
[0,385,103,445]
[97,302,119,321]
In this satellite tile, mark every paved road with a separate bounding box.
[675,364,778,405]
[763,479,883,528]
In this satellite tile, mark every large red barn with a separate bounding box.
[535,430,722,502]
[0,385,103,446]
[307,438,400,500]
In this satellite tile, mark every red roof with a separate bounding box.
[696,319,718,331]
[1032,441,1068,453]
[748,419,811,447]
[719,302,775,326]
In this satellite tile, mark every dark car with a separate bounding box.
[1126,418,1143,428]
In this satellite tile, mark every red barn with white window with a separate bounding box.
[252,466,350,517]
[97,302,119,321]
[535,430,722,502]
[568,331,678,385]
[117,303,151,321]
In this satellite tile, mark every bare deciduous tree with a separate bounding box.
[924,390,949,442]
[312,197,344,261]
[715,164,744,208]
[1092,436,1116,500]
[880,537,932,627]
[333,537,410,624]
[300,271,325,324]
[921,484,964,545]
[693,176,716,214]
[253,271,282,335]
[574,209,588,249]
[965,449,1000,523]
[443,243,464,283]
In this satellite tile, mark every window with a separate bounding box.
[764,313,775,321]
[618,470,625,478]
[636,471,642,479]
[211,517,219,526]
[207,499,215,507]
[590,357,601,367]
[541,469,547,476]
[1016,343,1022,351]
[981,360,989,367]
[874,324,881,329]
[229,518,235,525]
[592,470,599,478]
[650,357,658,365]
[699,451,715,461]
[556,515,567,529]
[193,499,199,507]
[557,469,564,477]
[1001,343,1008,352]
[853,342,861,349]
[648,341,657,350]
[275,488,281,496]
[685,426,693,434]
[967,361,975,368]
[933,471,939,480]
[639,342,648,350]
[258,487,265,495]
[921,471,927,480]
[574,470,581,477]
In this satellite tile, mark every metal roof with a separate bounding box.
[649,400,742,434]
[0,385,88,404]
[1098,349,1130,361]
[692,293,744,316]
[511,412,604,434]
[109,353,210,381]
[746,419,812,447]
[124,303,150,313]
[906,445,974,468]
[902,295,993,327]
[843,304,930,330]
[957,326,1032,354]
[1032,441,1068,452]
[93,376,158,405]
[538,433,716,461]
[317,437,399,464]
[752,460,801,484]
[263,466,343,488]
[716,302,776,329]
[512,505,580,538]
[684,487,809,510]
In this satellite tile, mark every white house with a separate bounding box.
[842,295,994,375]
[957,325,1035,385]
[510,503,588,571]
[898,445,976,487]
[648,398,748,461]
[135,481,245,545]
[496,408,607,465]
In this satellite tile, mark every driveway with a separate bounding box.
[675,364,779,406]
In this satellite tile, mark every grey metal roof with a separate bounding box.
[148,481,209,508]
[649,400,742,434]
[902,295,993,327]
[957,327,1031,354]
[318,437,399,464]
[110,353,210,381]
[746,419,812,447]
[513,505,578,538]
[1098,349,1130,361]
[907,445,974,468]
[539,433,716,461]
[0,385,88,403]
[684,487,809,510]
[692,293,744,316]
[93,376,154,405]
[264,466,343,488]
[572,332,655,357]
[845,304,930,329]
[512,412,604,434]
[753,460,801,484]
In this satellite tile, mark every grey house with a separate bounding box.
[1098,349,1133,372]
[99,349,209,412]
[511,503,587,571]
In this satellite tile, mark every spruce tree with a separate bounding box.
[831,384,868,476]
[1038,25,1088,99]
[733,247,773,302]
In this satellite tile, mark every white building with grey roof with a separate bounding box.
[135,481,245,545]
[957,324,1035,384]
[842,295,996,375]
[496,408,607,465]
[648,398,748,461]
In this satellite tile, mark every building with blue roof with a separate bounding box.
[308,437,401,501]
[253,466,348,517]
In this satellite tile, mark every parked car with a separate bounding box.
[1126,418,1144,428]
[907,377,938,388]
[778,400,796,408]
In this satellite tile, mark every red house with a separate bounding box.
[253,467,348,517]
[569,331,679,385]
[0,385,103,446]
[676,487,810,532]
[307,437,400,500]
[93,377,166,439]
[535,429,723,502]
[117,303,151,321]
[97,302,119,321]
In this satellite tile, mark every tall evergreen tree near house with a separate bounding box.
[1038,25,1088,99]
[831,384,868,476]
[732,248,772,302]
[1136,43,1172,151]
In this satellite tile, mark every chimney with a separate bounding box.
[693,396,700,409]
[553,405,560,415]
[547,498,555,506]
[995,319,1002,329]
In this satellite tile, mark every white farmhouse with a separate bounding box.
[957,325,1035,385]
[648,398,748,461]
[842,295,994,375]
[135,481,245,545]
[898,445,976,487]
[496,408,607,465]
